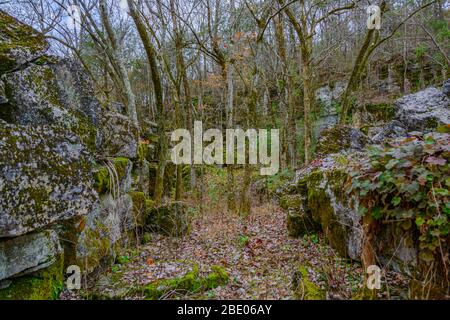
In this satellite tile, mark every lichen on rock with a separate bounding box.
[0,123,98,237]
[0,10,49,74]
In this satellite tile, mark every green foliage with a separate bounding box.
[117,255,130,264]
[349,132,450,263]
[237,234,250,247]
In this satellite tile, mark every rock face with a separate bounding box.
[281,154,363,260]
[0,11,151,299]
[281,85,450,275]
[393,87,450,132]
[0,230,61,281]
[0,124,97,237]
[100,112,139,158]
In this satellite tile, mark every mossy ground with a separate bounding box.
[144,264,229,300]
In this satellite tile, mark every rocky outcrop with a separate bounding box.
[282,85,450,274]
[315,125,368,157]
[0,124,97,237]
[100,112,139,158]
[0,12,149,299]
[370,85,450,143]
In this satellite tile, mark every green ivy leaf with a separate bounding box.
[372,207,382,220]
[416,216,425,227]
[392,196,401,206]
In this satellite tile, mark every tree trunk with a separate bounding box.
[128,0,166,205]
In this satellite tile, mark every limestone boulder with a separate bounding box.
[0,123,98,237]
[315,125,368,157]
[0,230,62,281]
[394,87,450,132]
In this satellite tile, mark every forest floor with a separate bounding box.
[61,171,410,300]
[63,199,371,300]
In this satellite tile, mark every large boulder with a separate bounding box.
[0,10,49,74]
[0,124,98,237]
[0,230,62,281]
[283,153,419,268]
[394,87,450,132]
[286,155,363,260]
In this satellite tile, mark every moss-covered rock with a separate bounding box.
[93,157,132,195]
[315,125,367,157]
[292,265,326,300]
[0,124,97,237]
[0,10,49,74]
[280,195,302,210]
[144,265,228,300]
[0,230,62,281]
[0,252,64,300]
[75,193,133,274]
[100,112,139,159]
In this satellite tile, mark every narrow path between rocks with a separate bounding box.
[69,198,370,300]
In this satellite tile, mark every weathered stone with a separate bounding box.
[0,252,64,300]
[0,230,62,281]
[280,194,303,211]
[0,124,97,237]
[394,87,450,132]
[0,10,49,74]
[1,61,101,151]
[51,59,102,127]
[315,125,368,157]
[371,120,408,144]
[100,112,139,159]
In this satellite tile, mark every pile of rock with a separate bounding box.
[280,81,450,281]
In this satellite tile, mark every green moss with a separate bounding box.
[113,157,130,179]
[307,169,349,257]
[78,219,114,273]
[292,266,325,300]
[72,116,98,152]
[0,10,48,73]
[93,167,110,194]
[204,266,229,289]
[144,264,229,300]
[280,194,302,210]
[93,158,130,194]
[0,254,64,300]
